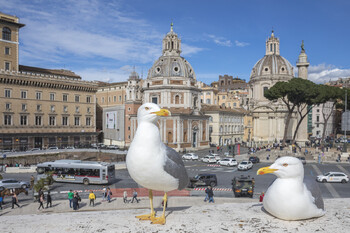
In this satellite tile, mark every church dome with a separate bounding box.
[147,23,196,80]
[250,54,294,78]
[250,31,294,80]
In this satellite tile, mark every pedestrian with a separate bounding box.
[72,193,79,210]
[46,191,52,208]
[30,175,35,190]
[259,192,265,202]
[208,186,214,203]
[204,186,210,202]
[89,190,96,207]
[102,186,107,202]
[76,192,81,208]
[123,190,128,203]
[0,196,3,210]
[107,187,112,203]
[131,189,139,203]
[11,193,20,209]
[68,190,74,208]
[38,193,45,210]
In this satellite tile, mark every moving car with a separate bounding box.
[249,156,260,163]
[202,155,216,163]
[0,179,30,189]
[217,158,237,167]
[237,161,253,171]
[232,175,254,198]
[48,146,58,150]
[211,153,221,161]
[188,174,217,188]
[66,146,75,150]
[317,172,349,183]
[182,153,199,160]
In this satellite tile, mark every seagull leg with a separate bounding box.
[136,189,156,221]
[151,192,167,225]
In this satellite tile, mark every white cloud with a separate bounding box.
[207,34,232,47]
[235,40,249,47]
[307,64,350,84]
[181,44,205,56]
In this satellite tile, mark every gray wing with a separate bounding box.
[304,176,324,210]
[163,146,189,190]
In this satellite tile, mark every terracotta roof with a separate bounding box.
[19,65,81,79]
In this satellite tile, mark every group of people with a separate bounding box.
[203,186,215,203]
[68,190,82,210]
[37,190,52,210]
[123,189,139,203]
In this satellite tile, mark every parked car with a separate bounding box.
[48,147,58,150]
[106,145,119,150]
[202,155,216,163]
[217,158,238,167]
[232,175,254,198]
[317,172,349,183]
[249,156,260,163]
[182,153,199,160]
[297,156,306,165]
[0,179,30,189]
[65,146,75,150]
[188,174,217,188]
[238,161,253,171]
[211,153,221,161]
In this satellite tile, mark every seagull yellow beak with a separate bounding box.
[257,166,278,175]
[152,109,171,117]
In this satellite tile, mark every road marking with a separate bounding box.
[193,187,232,192]
[336,165,350,176]
[311,164,340,198]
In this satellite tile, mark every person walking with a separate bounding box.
[46,191,52,208]
[89,190,96,207]
[204,186,210,202]
[38,193,45,210]
[259,192,265,202]
[0,196,3,210]
[72,193,79,210]
[76,192,81,208]
[11,193,20,209]
[123,190,128,203]
[131,189,139,203]
[106,187,112,203]
[102,186,107,202]
[208,186,214,203]
[30,175,35,190]
[68,190,74,208]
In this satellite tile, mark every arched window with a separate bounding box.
[2,27,11,40]
[175,95,180,104]
[220,126,223,133]
[263,86,269,95]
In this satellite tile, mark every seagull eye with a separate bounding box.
[282,163,288,167]
[145,107,150,110]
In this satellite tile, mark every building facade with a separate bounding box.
[0,12,98,151]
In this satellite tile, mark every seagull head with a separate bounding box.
[257,156,304,179]
[137,103,171,124]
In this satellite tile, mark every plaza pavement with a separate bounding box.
[1,195,349,233]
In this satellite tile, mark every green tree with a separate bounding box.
[291,79,321,143]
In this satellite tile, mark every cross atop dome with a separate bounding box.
[266,30,280,55]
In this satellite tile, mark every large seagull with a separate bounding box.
[126,103,189,225]
[257,156,325,220]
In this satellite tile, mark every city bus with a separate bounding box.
[36,160,115,185]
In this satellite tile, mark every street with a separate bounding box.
[2,159,350,205]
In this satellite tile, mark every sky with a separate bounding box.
[1,0,350,85]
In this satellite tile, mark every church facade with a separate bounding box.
[248,31,309,145]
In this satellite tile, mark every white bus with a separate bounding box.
[36,160,115,185]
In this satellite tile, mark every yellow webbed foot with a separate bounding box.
[151,216,166,225]
[136,212,156,221]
